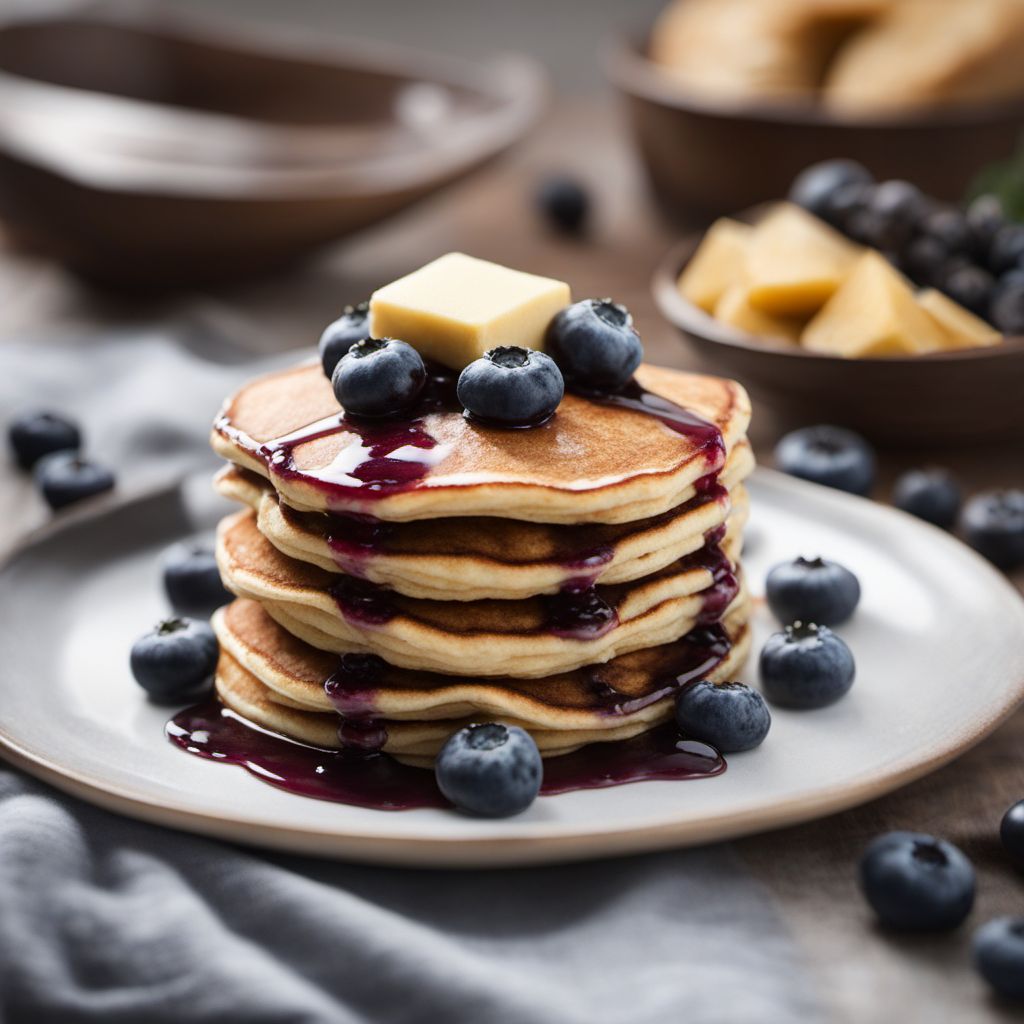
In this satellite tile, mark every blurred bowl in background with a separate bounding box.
[0,1,544,289]
[653,236,1024,447]
[607,31,1024,223]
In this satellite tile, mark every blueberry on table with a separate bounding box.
[544,298,643,391]
[332,338,426,418]
[34,451,114,510]
[766,556,860,627]
[892,468,962,530]
[960,489,1024,570]
[162,541,233,616]
[130,617,218,703]
[435,723,542,817]
[859,832,975,932]
[1000,800,1024,868]
[974,918,1024,1000]
[8,410,81,470]
[535,175,590,235]
[319,301,370,379]
[787,159,873,221]
[759,622,855,709]
[674,680,771,753]
[457,346,564,427]
[773,425,876,496]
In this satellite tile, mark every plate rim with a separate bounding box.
[2,467,1023,868]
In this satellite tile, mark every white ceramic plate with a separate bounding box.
[2,469,1023,867]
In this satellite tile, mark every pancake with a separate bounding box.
[217,508,745,678]
[211,360,752,524]
[214,443,753,600]
[213,603,752,765]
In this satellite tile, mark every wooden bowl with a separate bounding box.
[0,1,544,288]
[607,32,1024,222]
[652,236,1024,447]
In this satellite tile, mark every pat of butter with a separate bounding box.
[369,253,571,370]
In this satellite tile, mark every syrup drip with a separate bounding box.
[168,703,725,811]
[329,576,396,627]
[543,585,619,640]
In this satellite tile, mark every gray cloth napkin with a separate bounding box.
[0,327,823,1024]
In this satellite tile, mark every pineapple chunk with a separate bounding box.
[746,202,861,317]
[714,285,803,343]
[802,252,950,357]
[917,288,1002,350]
[677,218,753,312]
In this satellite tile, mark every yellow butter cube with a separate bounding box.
[746,202,861,317]
[917,288,1002,350]
[369,253,571,370]
[677,218,753,312]
[802,251,950,357]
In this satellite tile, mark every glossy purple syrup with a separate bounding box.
[324,653,385,716]
[543,586,619,640]
[168,702,724,811]
[329,576,396,626]
[324,513,392,577]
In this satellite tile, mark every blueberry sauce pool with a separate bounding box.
[167,702,725,811]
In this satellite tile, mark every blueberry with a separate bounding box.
[162,541,233,616]
[967,194,1006,258]
[863,180,927,250]
[990,273,1024,334]
[974,917,1024,1000]
[921,207,972,255]
[1000,799,1024,868]
[819,181,873,233]
[859,832,975,931]
[332,337,426,418]
[319,301,370,379]
[941,264,994,317]
[903,234,949,286]
[788,159,873,220]
[759,622,855,709]
[674,680,771,753]
[457,346,564,428]
[535,175,590,235]
[960,490,1024,569]
[891,468,961,529]
[774,425,876,496]
[988,224,1024,275]
[130,617,218,703]
[766,556,860,627]
[435,722,542,817]
[544,299,643,391]
[33,451,114,510]
[8,410,81,470]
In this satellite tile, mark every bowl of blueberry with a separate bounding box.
[653,160,1024,446]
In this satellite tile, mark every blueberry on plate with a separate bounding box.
[974,917,1024,1000]
[319,301,370,379]
[966,194,1006,259]
[1000,799,1024,869]
[819,181,872,234]
[864,180,927,250]
[332,337,426,418]
[903,234,949,286]
[859,831,975,932]
[457,346,564,428]
[921,206,972,255]
[941,264,995,317]
[892,468,962,529]
[990,272,1024,335]
[544,298,643,391]
[788,159,873,221]
[435,722,542,817]
[773,425,876,496]
[34,451,114,510]
[162,541,233,615]
[759,622,855,709]
[130,617,218,703]
[960,489,1024,570]
[674,680,771,753]
[8,410,81,471]
[988,224,1024,275]
[766,556,860,626]
[535,175,590,235]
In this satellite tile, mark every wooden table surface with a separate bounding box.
[2,100,1022,1021]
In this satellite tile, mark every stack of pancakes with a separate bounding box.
[209,361,754,767]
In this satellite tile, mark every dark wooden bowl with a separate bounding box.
[0,2,544,289]
[653,236,1024,447]
[607,32,1024,222]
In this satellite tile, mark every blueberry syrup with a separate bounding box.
[324,513,392,578]
[544,585,619,640]
[168,702,725,811]
[323,653,385,716]
[329,576,396,627]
